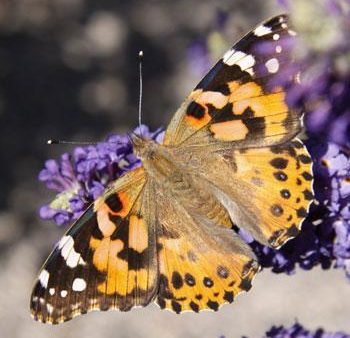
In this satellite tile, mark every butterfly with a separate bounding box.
[30,14,314,324]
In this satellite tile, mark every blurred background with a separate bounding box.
[0,0,349,337]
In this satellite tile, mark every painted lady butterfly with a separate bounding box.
[30,14,313,324]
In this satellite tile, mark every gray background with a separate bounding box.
[0,0,349,337]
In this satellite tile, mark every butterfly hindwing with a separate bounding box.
[187,138,314,248]
[164,14,299,148]
[30,167,159,324]
[154,180,259,313]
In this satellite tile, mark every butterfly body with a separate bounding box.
[133,135,233,230]
[31,15,314,324]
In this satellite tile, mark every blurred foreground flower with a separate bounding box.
[264,322,350,338]
[39,125,163,226]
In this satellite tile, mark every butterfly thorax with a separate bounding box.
[133,136,185,186]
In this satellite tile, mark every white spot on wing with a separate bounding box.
[237,54,255,71]
[222,49,240,65]
[265,58,279,73]
[49,288,55,296]
[254,25,272,36]
[66,251,81,268]
[39,269,50,288]
[281,23,287,29]
[288,29,297,36]
[72,278,87,292]
[58,235,86,268]
[245,68,254,76]
[61,290,68,297]
[222,49,255,75]
[273,33,280,41]
[276,45,282,53]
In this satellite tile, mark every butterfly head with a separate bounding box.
[131,133,176,180]
[131,133,157,160]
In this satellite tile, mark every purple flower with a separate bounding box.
[265,322,350,338]
[39,125,163,226]
[321,143,350,278]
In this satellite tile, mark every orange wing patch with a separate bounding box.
[210,120,249,141]
[129,215,148,253]
[185,89,227,129]
[89,229,156,297]
[209,81,289,142]
[182,80,292,144]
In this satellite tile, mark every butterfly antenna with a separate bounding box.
[47,139,97,145]
[138,50,143,137]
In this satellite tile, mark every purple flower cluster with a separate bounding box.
[39,125,163,226]
[325,143,350,278]
[264,322,350,338]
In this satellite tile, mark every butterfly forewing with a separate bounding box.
[30,167,159,324]
[164,15,300,148]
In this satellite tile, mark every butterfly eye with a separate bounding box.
[148,150,156,160]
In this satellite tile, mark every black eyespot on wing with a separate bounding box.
[184,273,196,286]
[203,277,214,288]
[270,158,288,169]
[171,271,183,289]
[186,101,206,119]
[171,300,182,314]
[207,300,219,311]
[105,194,123,213]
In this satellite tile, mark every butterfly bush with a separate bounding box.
[263,322,350,338]
[39,126,163,226]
